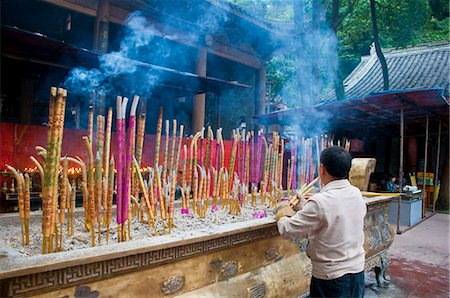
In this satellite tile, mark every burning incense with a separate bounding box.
[189,132,202,185]
[103,108,113,226]
[168,170,176,231]
[345,140,351,152]
[88,105,94,145]
[245,132,250,190]
[124,96,139,239]
[68,182,76,237]
[42,87,66,254]
[155,107,163,168]
[181,144,188,211]
[155,168,166,234]
[228,132,239,191]
[116,96,124,239]
[95,115,105,243]
[95,151,102,244]
[6,165,25,245]
[217,128,225,169]
[192,168,199,215]
[169,119,177,175]
[24,173,30,245]
[106,156,114,243]
[287,159,292,193]
[72,156,89,229]
[83,136,95,247]
[132,156,157,235]
[205,127,213,170]
[290,177,319,208]
[278,139,284,189]
[30,156,44,184]
[174,125,184,182]
[59,157,68,250]
[163,120,170,182]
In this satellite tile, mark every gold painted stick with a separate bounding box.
[6,165,25,245]
[155,168,166,234]
[24,173,30,245]
[69,182,76,236]
[83,136,96,247]
[133,156,157,235]
[106,156,114,243]
[88,105,94,145]
[59,157,68,250]
[155,107,163,169]
[169,119,177,176]
[163,120,170,182]
[75,156,89,229]
[96,116,105,234]
[30,156,44,184]
[168,170,176,232]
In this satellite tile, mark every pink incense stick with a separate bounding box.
[120,97,129,223]
[123,96,138,222]
[250,131,254,184]
[256,130,262,183]
[116,96,123,224]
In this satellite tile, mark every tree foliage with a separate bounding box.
[228,0,449,106]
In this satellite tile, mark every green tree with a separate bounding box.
[378,0,431,47]
[229,0,446,105]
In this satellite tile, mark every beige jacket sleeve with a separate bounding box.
[277,199,323,239]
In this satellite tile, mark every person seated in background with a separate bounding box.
[385,174,398,192]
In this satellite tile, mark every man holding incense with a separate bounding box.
[275,146,366,298]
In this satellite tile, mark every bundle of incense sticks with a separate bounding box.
[41,87,67,254]
[289,177,319,208]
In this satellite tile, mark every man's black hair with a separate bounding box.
[320,146,352,179]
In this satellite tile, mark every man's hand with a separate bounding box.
[290,193,312,211]
[274,201,295,221]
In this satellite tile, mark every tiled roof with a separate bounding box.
[322,42,450,102]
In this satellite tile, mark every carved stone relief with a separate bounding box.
[161,276,185,295]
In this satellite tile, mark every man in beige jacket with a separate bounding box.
[276,146,366,298]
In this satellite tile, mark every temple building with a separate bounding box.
[1,0,285,137]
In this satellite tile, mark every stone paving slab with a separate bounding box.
[365,213,450,297]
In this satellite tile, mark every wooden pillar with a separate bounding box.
[397,103,404,234]
[19,78,34,124]
[192,48,207,133]
[433,121,441,212]
[255,64,266,116]
[94,0,110,52]
[422,115,429,217]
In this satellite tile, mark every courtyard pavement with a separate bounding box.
[365,212,450,297]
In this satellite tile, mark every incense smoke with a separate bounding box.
[267,3,338,140]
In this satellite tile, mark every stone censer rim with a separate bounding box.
[0,217,277,280]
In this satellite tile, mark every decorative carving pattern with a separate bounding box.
[364,254,382,272]
[161,275,185,295]
[211,259,223,270]
[221,260,238,278]
[265,248,279,261]
[364,205,394,258]
[2,226,278,297]
[248,283,267,298]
